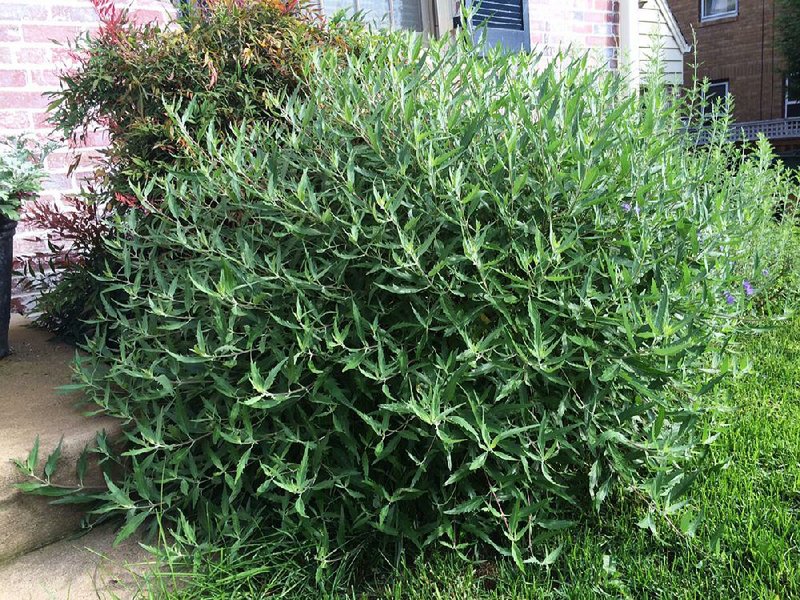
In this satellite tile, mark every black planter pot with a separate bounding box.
[0,214,17,359]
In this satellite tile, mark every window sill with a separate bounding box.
[699,13,738,26]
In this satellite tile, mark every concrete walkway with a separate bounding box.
[0,525,153,600]
[0,314,95,464]
[0,316,151,599]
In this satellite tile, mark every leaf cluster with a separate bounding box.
[19,195,113,341]
[0,136,52,221]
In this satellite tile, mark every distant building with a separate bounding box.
[667,0,800,157]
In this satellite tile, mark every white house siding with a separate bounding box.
[638,0,686,85]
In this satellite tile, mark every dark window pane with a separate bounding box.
[706,83,728,104]
[702,82,729,115]
[788,78,800,103]
[702,0,737,18]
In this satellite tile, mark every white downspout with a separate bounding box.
[619,0,641,91]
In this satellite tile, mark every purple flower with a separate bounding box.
[724,291,736,305]
[634,205,641,216]
[743,280,755,297]
[622,202,632,212]
[762,268,769,277]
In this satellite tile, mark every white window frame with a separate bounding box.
[701,79,729,119]
[705,80,729,104]
[432,0,456,38]
[700,0,738,23]
[708,80,729,95]
[318,0,531,49]
[786,78,800,119]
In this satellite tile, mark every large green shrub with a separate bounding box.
[25,25,796,579]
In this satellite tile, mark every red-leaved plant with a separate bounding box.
[17,193,111,339]
[19,193,109,288]
[91,0,127,44]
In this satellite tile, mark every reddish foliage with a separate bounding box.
[90,0,127,45]
[201,0,304,16]
[10,297,27,314]
[22,195,110,268]
[114,191,138,208]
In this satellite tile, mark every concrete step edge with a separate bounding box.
[0,426,123,563]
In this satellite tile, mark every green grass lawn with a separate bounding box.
[150,320,800,600]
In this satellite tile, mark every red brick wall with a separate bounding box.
[668,0,785,123]
[529,0,620,67]
[0,1,173,309]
